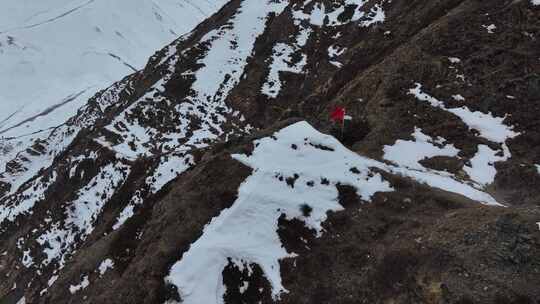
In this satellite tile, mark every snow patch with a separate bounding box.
[293,1,386,27]
[148,154,194,193]
[165,121,393,304]
[409,83,518,186]
[37,162,130,268]
[112,191,143,231]
[409,84,519,144]
[361,4,386,27]
[69,275,90,294]
[0,172,57,226]
[40,274,60,296]
[21,250,34,268]
[262,27,310,98]
[165,121,501,304]
[327,45,346,67]
[464,145,509,185]
[384,127,459,171]
[482,24,497,34]
[98,259,114,277]
[452,94,465,101]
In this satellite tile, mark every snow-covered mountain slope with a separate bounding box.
[1,0,539,303]
[0,0,227,139]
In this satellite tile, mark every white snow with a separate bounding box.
[293,0,386,27]
[330,61,344,68]
[535,164,540,175]
[147,154,195,194]
[1,77,129,231]
[69,275,90,294]
[112,191,144,231]
[383,128,459,171]
[0,125,75,199]
[239,281,249,294]
[482,24,497,34]
[452,94,465,101]
[360,4,386,27]
[48,275,59,287]
[97,258,114,277]
[299,2,325,26]
[37,162,130,268]
[0,172,57,225]
[165,121,501,304]
[104,0,279,160]
[66,163,130,236]
[328,45,346,58]
[113,204,136,231]
[533,0,540,5]
[0,76,127,197]
[409,83,519,186]
[262,27,310,98]
[390,165,499,205]
[464,145,508,185]
[0,0,228,138]
[262,0,387,98]
[21,250,34,268]
[165,121,393,304]
[447,107,518,144]
[327,45,346,68]
[98,71,182,159]
[409,84,519,144]
[189,0,286,113]
[40,274,60,296]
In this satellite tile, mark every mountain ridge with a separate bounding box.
[0,0,227,139]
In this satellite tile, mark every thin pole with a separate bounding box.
[341,112,345,140]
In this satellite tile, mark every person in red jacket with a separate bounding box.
[330,106,346,139]
[330,106,346,123]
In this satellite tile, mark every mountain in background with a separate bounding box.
[1,0,540,303]
[0,0,226,138]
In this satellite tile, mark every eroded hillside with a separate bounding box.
[1,0,539,303]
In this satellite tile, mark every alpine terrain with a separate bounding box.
[1,0,540,303]
[0,0,226,144]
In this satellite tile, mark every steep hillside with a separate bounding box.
[0,0,227,138]
[1,0,540,303]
